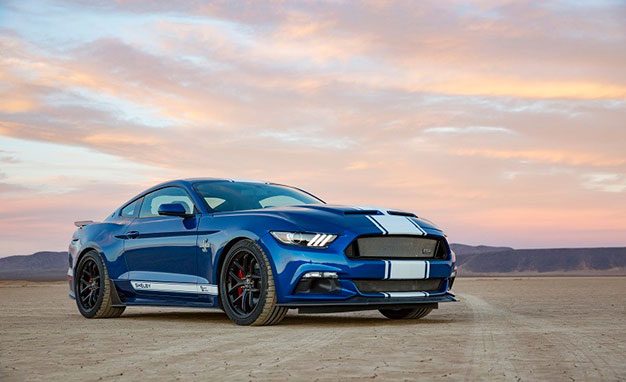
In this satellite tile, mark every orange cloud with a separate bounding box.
[453,148,626,167]
[1,1,626,256]
[431,78,626,100]
[0,98,37,113]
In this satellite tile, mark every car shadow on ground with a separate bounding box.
[281,314,471,327]
[118,309,471,327]
[119,310,229,323]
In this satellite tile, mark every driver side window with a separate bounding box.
[139,187,195,218]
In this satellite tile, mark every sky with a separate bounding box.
[0,0,625,257]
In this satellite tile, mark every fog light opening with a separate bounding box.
[301,271,338,279]
[295,272,340,294]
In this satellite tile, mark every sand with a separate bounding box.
[1,277,625,381]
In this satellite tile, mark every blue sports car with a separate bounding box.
[68,179,456,325]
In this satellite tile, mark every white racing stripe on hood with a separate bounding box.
[365,215,388,234]
[405,217,428,235]
[356,206,426,235]
[370,215,424,235]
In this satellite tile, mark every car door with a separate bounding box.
[122,186,200,298]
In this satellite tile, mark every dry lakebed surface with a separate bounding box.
[1,277,625,381]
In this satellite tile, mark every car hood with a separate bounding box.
[220,204,444,236]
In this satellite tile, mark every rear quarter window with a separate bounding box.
[120,198,141,218]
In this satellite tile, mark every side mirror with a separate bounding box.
[158,203,191,218]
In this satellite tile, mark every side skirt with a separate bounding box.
[123,299,221,309]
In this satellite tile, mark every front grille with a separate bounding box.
[346,236,445,259]
[354,279,442,293]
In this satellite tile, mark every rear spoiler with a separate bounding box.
[74,220,95,228]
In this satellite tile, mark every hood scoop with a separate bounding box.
[344,209,418,218]
[295,205,418,218]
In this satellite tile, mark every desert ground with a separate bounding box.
[1,278,624,381]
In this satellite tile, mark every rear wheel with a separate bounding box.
[75,250,125,318]
[219,240,288,326]
[379,306,433,320]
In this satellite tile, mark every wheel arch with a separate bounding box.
[214,236,252,287]
[74,247,98,272]
[74,246,124,307]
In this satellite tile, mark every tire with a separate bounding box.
[219,239,288,326]
[379,306,433,320]
[75,250,125,319]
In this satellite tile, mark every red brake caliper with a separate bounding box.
[237,269,245,297]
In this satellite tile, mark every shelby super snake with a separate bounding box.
[68,178,457,325]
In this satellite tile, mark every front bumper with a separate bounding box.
[281,293,456,314]
[67,267,76,300]
[260,232,457,307]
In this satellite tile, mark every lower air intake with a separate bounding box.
[354,279,442,293]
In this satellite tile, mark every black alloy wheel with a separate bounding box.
[77,258,102,311]
[74,250,125,319]
[219,240,288,325]
[224,248,263,316]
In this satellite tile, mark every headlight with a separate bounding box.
[270,231,338,248]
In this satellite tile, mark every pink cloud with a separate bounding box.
[0,0,625,255]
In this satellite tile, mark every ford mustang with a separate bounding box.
[68,178,456,325]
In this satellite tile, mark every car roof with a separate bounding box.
[115,178,321,215]
[139,178,271,196]
[118,178,266,210]
[181,177,270,184]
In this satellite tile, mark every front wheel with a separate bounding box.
[75,250,125,318]
[379,306,433,320]
[219,240,288,326]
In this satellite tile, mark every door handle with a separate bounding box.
[126,230,140,239]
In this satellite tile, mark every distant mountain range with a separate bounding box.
[0,251,68,281]
[451,244,626,276]
[1,245,625,281]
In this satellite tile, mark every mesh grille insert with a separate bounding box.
[354,279,442,293]
[354,236,440,259]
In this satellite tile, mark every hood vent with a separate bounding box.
[387,210,417,218]
[344,210,382,215]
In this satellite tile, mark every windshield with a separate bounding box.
[193,181,323,213]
